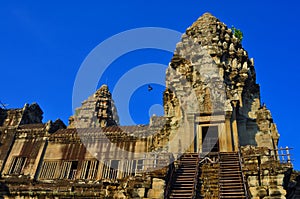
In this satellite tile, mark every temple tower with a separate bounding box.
[69,84,119,128]
[163,13,280,154]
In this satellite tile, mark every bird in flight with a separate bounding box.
[148,85,153,92]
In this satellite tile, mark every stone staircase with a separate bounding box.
[219,152,246,199]
[169,153,199,199]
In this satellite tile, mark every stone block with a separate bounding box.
[152,178,165,190]
[261,177,270,186]
[113,191,126,199]
[249,187,267,198]
[137,188,145,198]
[248,176,259,187]
[269,186,286,197]
[147,178,165,199]
[147,189,164,199]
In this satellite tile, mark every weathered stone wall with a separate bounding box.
[0,128,17,176]
[1,123,67,180]
[0,174,166,199]
[0,103,45,178]
[241,146,291,199]
[200,162,219,198]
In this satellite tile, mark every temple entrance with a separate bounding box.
[202,126,219,153]
[195,125,219,153]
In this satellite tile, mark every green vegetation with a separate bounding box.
[231,26,243,42]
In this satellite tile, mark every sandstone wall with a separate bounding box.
[241,146,291,199]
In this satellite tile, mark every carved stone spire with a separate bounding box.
[163,12,279,149]
[69,84,119,128]
[94,84,119,127]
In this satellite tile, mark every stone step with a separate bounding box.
[169,194,193,198]
[168,153,199,198]
[175,177,195,181]
[218,152,246,198]
[171,189,194,192]
[176,173,195,175]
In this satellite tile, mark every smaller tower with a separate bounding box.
[69,85,119,128]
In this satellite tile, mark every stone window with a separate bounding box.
[101,160,120,180]
[109,160,119,180]
[131,160,137,175]
[121,160,130,178]
[39,161,58,179]
[137,160,143,172]
[80,160,99,180]
[9,156,26,175]
[101,161,110,179]
[59,161,78,180]
[129,160,144,176]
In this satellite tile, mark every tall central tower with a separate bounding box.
[162,13,279,154]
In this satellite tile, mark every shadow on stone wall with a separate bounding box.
[284,168,300,199]
[0,182,9,198]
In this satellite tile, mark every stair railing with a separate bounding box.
[164,161,175,199]
[218,152,221,199]
[192,154,202,199]
[238,148,250,199]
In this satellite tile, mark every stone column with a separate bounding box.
[231,101,239,151]
[186,113,195,153]
[33,138,48,180]
[218,123,227,152]
[225,111,233,152]
[196,124,202,153]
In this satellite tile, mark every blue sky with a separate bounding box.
[1,1,300,169]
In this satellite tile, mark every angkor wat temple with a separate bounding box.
[0,13,299,199]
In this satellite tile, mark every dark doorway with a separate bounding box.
[202,126,219,153]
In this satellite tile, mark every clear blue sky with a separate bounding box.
[1,1,300,169]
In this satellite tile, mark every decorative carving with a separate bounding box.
[70,84,119,128]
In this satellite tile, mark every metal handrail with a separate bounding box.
[164,162,175,199]
[192,154,201,199]
[242,147,294,165]
[238,148,250,199]
[218,152,221,199]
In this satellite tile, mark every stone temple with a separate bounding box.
[0,13,299,199]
